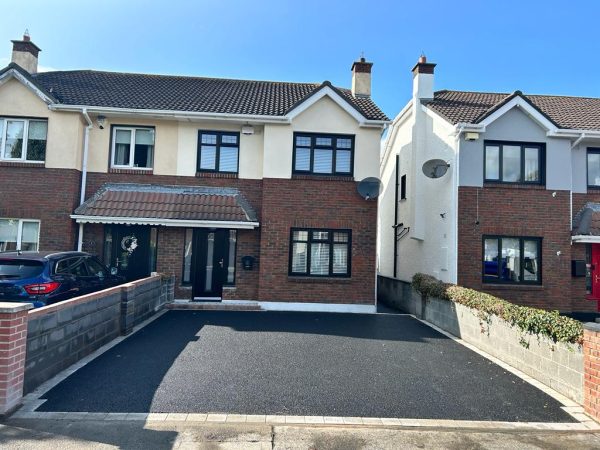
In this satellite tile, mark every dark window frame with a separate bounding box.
[587,147,600,189]
[481,235,543,285]
[288,228,352,278]
[196,130,240,174]
[400,174,407,200]
[483,140,545,185]
[109,124,156,170]
[292,132,355,176]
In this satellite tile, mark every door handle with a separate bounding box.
[219,259,224,268]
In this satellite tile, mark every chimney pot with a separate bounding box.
[10,33,41,73]
[351,56,373,97]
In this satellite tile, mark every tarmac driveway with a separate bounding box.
[37,310,575,422]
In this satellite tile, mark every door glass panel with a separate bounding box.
[204,232,214,292]
[485,145,500,180]
[183,229,193,284]
[104,228,113,268]
[4,121,25,159]
[21,221,39,251]
[502,145,521,182]
[523,240,539,281]
[501,238,520,282]
[227,230,236,284]
[0,219,18,251]
[149,227,158,272]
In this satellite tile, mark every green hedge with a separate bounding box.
[412,273,583,345]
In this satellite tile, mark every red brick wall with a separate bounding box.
[257,177,376,304]
[584,324,600,421]
[0,166,80,251]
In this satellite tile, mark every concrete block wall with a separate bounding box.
[377,275,422,316]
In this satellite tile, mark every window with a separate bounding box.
[483,236,541,284]
[111,126,154,169]
[484,141,544,184]
[0,219,40,251]
[587,148,600,187]
[400,174,407,200]
[0,118,47,162]
[293,133,354,176]
[289,228,351,277]
[197,131,239,173]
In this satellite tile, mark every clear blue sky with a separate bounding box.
[2,0,600,118]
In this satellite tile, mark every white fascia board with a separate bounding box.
[479,97,558,132]
[285,85,368,124]
[0,69,54,104]
[572,235,600,243]
[549,129,600,139]
[71,215,259,229]
[49,104,290,124]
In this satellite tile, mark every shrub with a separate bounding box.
[412,273,583,345]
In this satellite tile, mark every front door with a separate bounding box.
[591,244,600,308]
[105,225,155,282]
[192,229,230,299]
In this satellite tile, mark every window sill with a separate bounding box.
[110,168,153,175]
[483,182,546,190]
[288,276,352,284]
[292,174,354,182]
[482,283,544,290]
[0,161,45,168]
[196,172,239,179]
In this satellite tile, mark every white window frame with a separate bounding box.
[0,218,41,251]
[111,126,155,170]
[0,117,47,163]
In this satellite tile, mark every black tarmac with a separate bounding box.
[39,310,575,422]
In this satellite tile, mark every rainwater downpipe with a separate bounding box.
[77,108,93,251]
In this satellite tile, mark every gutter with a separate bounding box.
[77,109,93,251]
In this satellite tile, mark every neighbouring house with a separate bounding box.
[0,34,389,310]
[379,56,600,314]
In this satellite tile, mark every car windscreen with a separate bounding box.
[0,260,45,280]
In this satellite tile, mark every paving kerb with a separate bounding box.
[8,309,598,431]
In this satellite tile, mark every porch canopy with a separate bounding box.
[572,202,600,243]
[71,183,259,229]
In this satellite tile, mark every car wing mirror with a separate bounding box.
[110,267,118,276]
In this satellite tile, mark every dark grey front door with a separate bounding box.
[192,229,230,299]
[105,225,156,282]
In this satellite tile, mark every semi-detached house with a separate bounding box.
[0,34,389,310]
[379,56,600,315]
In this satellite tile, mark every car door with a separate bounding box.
[53,258,83,300]
[84,256,112,293]
[66,256,93,295]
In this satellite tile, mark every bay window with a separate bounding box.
[289,228,351,277]
[111,126,154,169]
[483,236,541,284]
[0,118,47,162]
[293,133,354,176]
[0,219,40,251]
[484,141,544,184]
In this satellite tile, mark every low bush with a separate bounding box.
[412,273,583,345]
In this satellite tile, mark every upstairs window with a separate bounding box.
[0,118,47,162]
[0,219,40,251]
[197,131,239,173]
[587,148,600,187]
[484,141,544,184]
[111,126,155,169]
[289,228,351,277]
[483,236,541,284]
[293,133,354,176]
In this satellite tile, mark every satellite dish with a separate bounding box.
[422,159,450,179]
[357,177,382,200]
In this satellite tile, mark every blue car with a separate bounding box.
[0,251,124,308]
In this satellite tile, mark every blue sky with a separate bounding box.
[1,0,599,118]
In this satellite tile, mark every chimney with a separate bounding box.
[412,55,436,100]
[11,31,41,74]
[351,57,373,97]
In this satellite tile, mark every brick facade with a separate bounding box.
[0,166,80,251]
[584,323,600,421]
[79,172,376,305]
[458,185,597,313]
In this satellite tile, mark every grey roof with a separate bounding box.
[4,63,387,121]
[426,90,600,130]
[573,203,600,236]
[74,183,258,223]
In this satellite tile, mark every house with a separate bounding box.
[0,34,389,311]
[379,56,600,314]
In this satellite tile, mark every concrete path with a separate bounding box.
[35,310,574,422]
[1,419,600,449]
